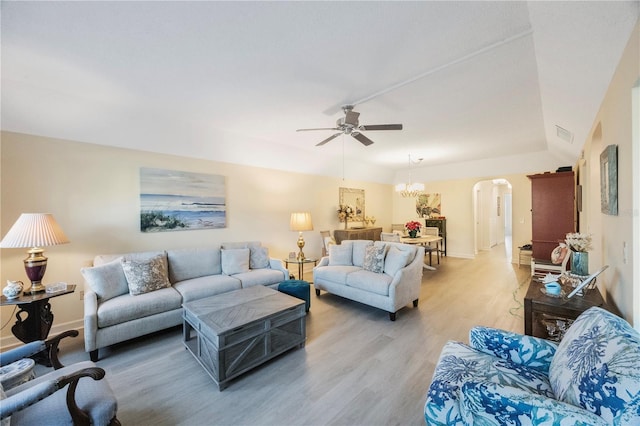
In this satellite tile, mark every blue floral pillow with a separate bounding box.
[549,307,640,424]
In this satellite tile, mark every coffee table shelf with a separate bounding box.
[183,286,305,390]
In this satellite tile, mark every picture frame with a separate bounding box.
[339,187,365,222]
[600,145,618,215]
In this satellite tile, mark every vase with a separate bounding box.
[571,251,589,276]
[344,218,348,230]
[408,230,418,238]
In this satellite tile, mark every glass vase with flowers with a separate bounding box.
[337,205,355,229]
[405,221,422,238]
[565,232,592,276]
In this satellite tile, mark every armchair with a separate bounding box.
[1,331,119,426]
[424,307,640,425]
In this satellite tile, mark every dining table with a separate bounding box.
[400,235,443,271]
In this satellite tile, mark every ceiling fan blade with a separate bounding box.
[351,132,374,146]
[297,127,340,132]
[316,133,342,146]
[359,124,403,131]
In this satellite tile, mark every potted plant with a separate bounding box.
[405,221,422,238]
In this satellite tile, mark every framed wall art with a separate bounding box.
[416,193,441,218]
[140,167,226,232]
[600,144,618,215]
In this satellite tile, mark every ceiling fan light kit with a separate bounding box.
[297,105,402,147]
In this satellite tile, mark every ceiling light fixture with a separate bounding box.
[395,155,425,198]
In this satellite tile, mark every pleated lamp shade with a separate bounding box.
[0,213,69,293]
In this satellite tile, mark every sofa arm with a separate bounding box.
[268,258,289,280]
[315,257,329,267]
[459,381,608,425]
[83,291,99,353]
[469,326,557,373]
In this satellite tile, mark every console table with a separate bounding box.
[334,227,382,244]
[523,279,619,342]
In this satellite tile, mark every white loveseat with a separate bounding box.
[82,241,288,360]
[313,240,424,320]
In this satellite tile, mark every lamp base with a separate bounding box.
[24,248,48,294]
[296,234,306,261]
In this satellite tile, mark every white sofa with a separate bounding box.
[82,242,288,361]
[313,240,424,320]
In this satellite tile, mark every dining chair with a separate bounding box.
[381,232,401,242]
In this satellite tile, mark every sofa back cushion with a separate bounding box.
[81,258,128,301]
[549,307,640,424]
[346,240,373,267]
[329,244,353,266]
[221,248,250,275]
[383,245,412,276]
[167,248,222,283]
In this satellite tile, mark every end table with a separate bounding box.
[283,258,317,281]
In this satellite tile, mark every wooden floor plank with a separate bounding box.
[44,243,530,425]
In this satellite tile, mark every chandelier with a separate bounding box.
[395,155,424,197]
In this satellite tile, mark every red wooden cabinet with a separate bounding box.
[528,171,575,261]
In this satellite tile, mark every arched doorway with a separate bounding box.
[473,178,513,262]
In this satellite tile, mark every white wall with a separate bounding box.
[0,131,393,344]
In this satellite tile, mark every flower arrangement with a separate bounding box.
[337,205,355,222]
[405,221,422,233]
[565,232,592,252]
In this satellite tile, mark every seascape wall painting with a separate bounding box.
[140,167,226,232]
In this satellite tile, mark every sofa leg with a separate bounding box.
[389,312,397,321]
[90,349,99,362]
[413,299,419,307]
[315,289,320,296]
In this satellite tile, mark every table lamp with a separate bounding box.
[0,213,70,294]
[290,212,313,261]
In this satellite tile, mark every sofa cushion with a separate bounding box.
[121,254,172,296]
[347,269,392,296]
[348,240,373,267]
[233,269,287,288]
[167,248,221,282]
[221,248,250,275]
[383,246,411,276]
[81,258,128,302]
[221,242,265,269]
[94,251,166,267]
[549,307,640,424]
[425,340,554,425]
[96,287,182,328]
[363,245,385,274]
[173,275,241,303]
[249,246,270,269]
[313,265,361,285]
[329,244,352,266]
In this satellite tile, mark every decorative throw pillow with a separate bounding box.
[329,244,353,266]
[551,244,568,265]
[383,246,411,276]
[221,248,250,275]
[363,245,385,273]
[81,258,129,301]
[249,246,270,269]
[121,254,172,296]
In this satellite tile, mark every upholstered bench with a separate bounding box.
[278,280,310,312]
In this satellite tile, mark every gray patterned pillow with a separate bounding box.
[363,245,385,273]
[250,246,270,269]
[121,254,172,295]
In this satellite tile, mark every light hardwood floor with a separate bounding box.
[47,244,532,426]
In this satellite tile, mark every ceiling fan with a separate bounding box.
[296,105,402,146]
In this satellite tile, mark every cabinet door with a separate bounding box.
[529,172,575,260]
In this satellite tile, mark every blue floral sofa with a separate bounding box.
[424,307,640,425]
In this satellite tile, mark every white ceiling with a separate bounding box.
[2,1,638,184]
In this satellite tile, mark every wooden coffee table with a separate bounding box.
[182,285,306,390]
